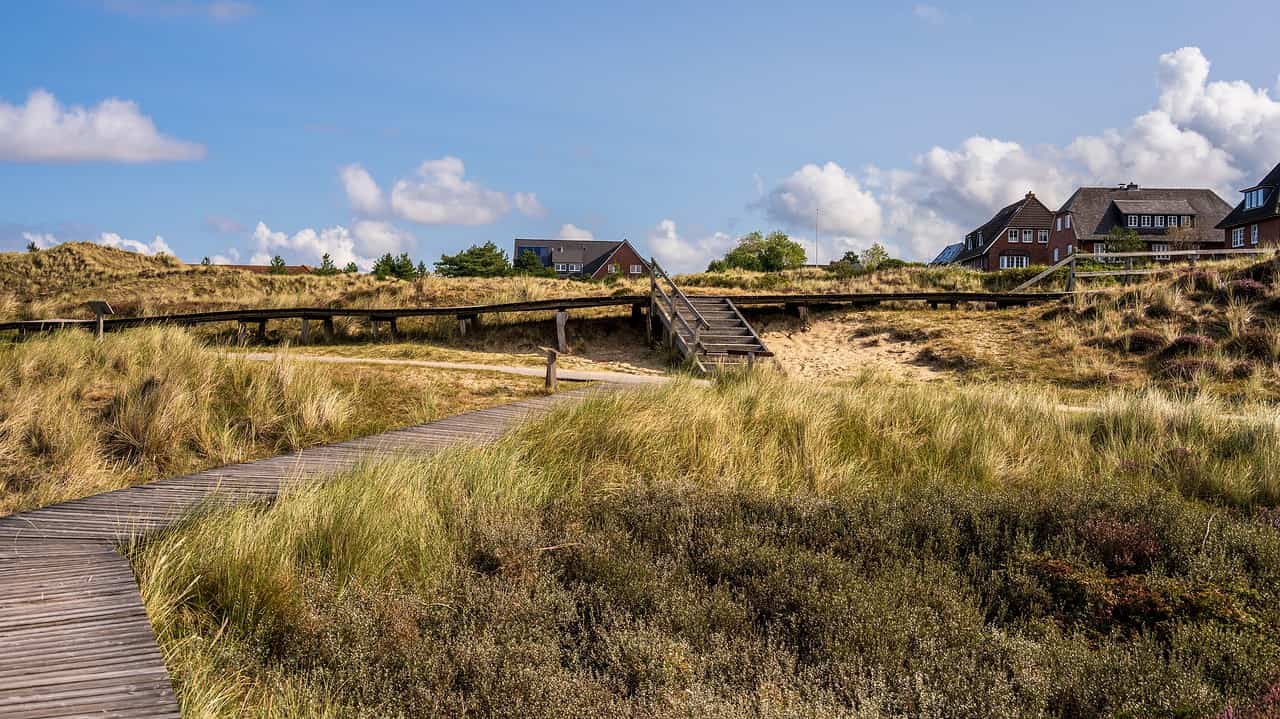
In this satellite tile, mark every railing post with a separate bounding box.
[544,348,558,391]
[555,310,568,354]
[1066,254,1076,292]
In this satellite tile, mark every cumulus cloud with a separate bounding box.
[0,89,204,163]
[209,247,241,264]
[747,47,1280,264]
[514,192,546,218]
[340,163,385,215]
[250,221,370,270]
[22,232,57,249]
[390,157,511,225]
[351,219,415,256]
[97,231,173,256]
[556,223,595,240]
[648,219,735,274]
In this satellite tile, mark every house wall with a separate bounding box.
[590,242,650,279]
[969,225,1053,270]
[1222,218,1280,249]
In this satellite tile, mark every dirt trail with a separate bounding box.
[760,317,945,382]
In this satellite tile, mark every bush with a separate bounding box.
[1159,334,1216,359]
[1225,279,1269,301]
[1159,357,1220,380]
[1225,330,1278,362]
[1125,329,1167,354]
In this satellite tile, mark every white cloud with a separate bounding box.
[210,248,241,264]
[556,223,594,240]
[760,161,883,241]
[750,47,1280,263]
[648,219,735,274]
[21,232,57,249]
[351,219,415,256]
[390,157,512,225]
[514,192,546,218]
[0,89,204,163]
[340,163,385,215]
[97,231,173,256]
[250,221,371,270]
[912,3,944,24]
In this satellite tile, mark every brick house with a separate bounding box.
[950,191,1056,270]
[512,238,650,279]
[1215,161,1280,249]
[1048,184,1232,262]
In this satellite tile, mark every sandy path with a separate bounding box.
[760,317,945,382]
[234,352,679,385]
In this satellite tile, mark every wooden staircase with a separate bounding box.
[649,259,771,373]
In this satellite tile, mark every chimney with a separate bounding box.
[1125,182,1139,191]
[1025,190,1035,199]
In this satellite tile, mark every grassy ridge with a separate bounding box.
[136,372,1280,717]
[0,326,547,513]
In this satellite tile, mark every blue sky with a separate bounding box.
[2,1,1279,270]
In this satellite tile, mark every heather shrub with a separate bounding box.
[1160,334,1216,359]
[1160,357,1220,380]
[1225,330,1278,362]
[1124,328,1167,353]
[1224,279,1269,301]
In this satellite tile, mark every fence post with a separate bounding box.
[300,317,310,345]
[1066,254,1077,292]
[555,310,568,353]
[544,348,558,391]
[87,301,114,342]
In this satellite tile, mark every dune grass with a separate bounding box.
[135,371,1280,718]
[0,326,548,514]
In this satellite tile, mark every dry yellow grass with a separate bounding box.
[0,325,551,514]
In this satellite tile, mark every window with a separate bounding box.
[1056,217,1062,231]
[1154,215,1165,228]
[1152,243,1170,261]
[1065,215,1072,229]
[1093,242,1105,255]
[1245,188,1269,210]
[999,255,1029,269]
[1128,215,1139,228]
[1168,215,1178,227]
[555,263,568,272]
[1233,227,1245,247]
[1022,229,1033,243]
[1141,215,1152,228]
[1252,225,1260,245]
[1038,230,1049,243]
[1181,216,1192,227]
[571,263,582,272]
[608,263,619,274]
[1067,244,1074,255]
[1008,229,1018,242]
[1053,248,1060,262]
[629,264,643,274]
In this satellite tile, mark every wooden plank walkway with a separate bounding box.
[0,386,604,717]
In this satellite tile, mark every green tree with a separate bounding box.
[416,261,429,278]
[269,255,287,275]
[710,231,806,272]
[825,250,863,277]
[1105,226,1144,254]
[372,252,419,281]
[343,262,359,274]
[26,240,39,253]
[434,242,511,277]
[315,253,339,276]
[513,249,556,277]
[200,256,211,266]
[860,243,890,270]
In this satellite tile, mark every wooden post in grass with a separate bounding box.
[1066,253,1077,292]
[236,320,247,345]
[369,317,379,341]
[322,317,335,342]
[87,301,114,341]
[256,319,268,341]
[388,317,399,339]
[542,346,559,391]
[300,318,310,345]
[555,310,568,354]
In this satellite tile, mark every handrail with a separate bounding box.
[649,258,710,331]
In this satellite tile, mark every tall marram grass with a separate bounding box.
[0,327,350,513]
[136,371,1280,718]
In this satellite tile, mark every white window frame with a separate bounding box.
[629,264,643,274]
[1065,215,1072,229]
[1038,230,1049,243]
[1007,229,1018,242]
[1154,215,1165,228]
[608,263,619,274]
[1168,215,1178,227]
[1152,242,1170,261]
[999,255,1029,269]
[555,263,568,272]
[1141,215,1152,228]
[1022,229,1033,243]
[1053,247,1060,262]
[1181,216,1191,227]
[1233,227,1245,247]
[1128,215,1139,228]
[1252,224,1260,245]
[1056,217,1062,231]
[1067,244,1074,255]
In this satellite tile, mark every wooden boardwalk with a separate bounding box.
[0,387,602,717]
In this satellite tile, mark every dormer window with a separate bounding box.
[1167,215,1178,227]
[1154,215,1165,228]
[1141,215,1152,228]
[1182,215,1192,227]
[1128,215,1139,228]
[1245,188,1269,210]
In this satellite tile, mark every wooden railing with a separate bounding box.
[649,258,710,355]
[1067,247,1273,288]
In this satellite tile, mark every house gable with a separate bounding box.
[588,239,650,279]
